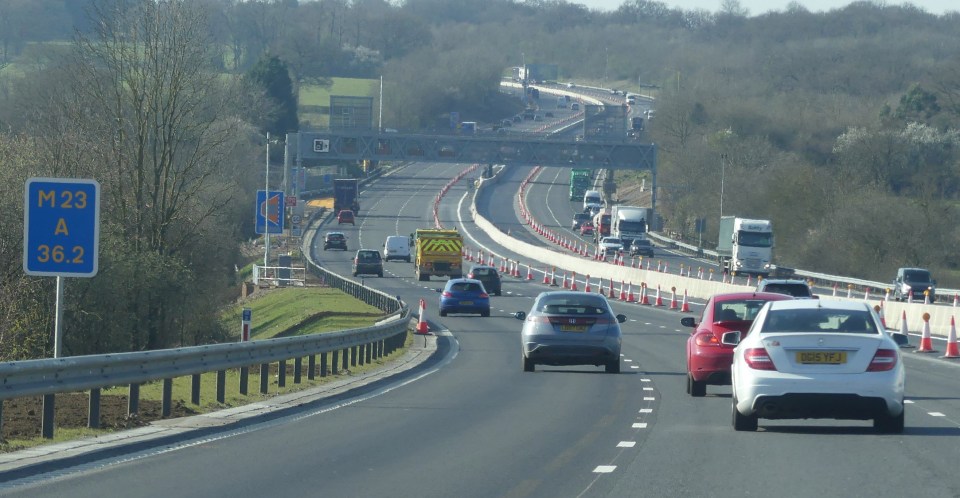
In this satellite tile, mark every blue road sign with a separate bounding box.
[255,190,284,234]
[23,178,100,277]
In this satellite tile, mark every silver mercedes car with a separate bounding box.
[515,291,626,373]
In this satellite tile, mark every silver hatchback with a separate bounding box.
[515,291,626,373]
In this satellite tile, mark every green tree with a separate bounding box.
[246,54,299,136]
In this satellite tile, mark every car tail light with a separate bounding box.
[695,332,720,347]
[467,273,475,278]
[442,291,453,298]
[479,292,489,298]
[744,348,777,371]
[867,349,898,372]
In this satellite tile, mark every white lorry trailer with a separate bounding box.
[717,216,774,277]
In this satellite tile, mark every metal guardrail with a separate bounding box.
[645,231,959,300]
[0,201,409,438]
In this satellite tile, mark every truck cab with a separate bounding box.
[718,217,774,277]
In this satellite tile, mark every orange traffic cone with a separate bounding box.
[526,265,533,280]
[585,275,592,293]
[608,279,615,298]
[543,266,551,284]
[619,280,627,301]
[640,284,650,305]
[571,272,579,291]
[917,313,935,353]
[562,271,569,289]
[654,285,664,307]
[416,298,430,334]
[875,303,887,330]
[627,282,636,302]
[680,290,691,312]
[943,316,959,358]
[669,287,678,310]
[899,310,908,338]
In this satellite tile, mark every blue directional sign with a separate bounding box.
[255,190,284,234]
[23,178,100,277]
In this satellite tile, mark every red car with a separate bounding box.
[337,209,355,225]
[681,292,793,397]
[579,221,594,236]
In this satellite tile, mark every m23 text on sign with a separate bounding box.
[23,178,101,277]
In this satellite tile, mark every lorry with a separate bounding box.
[610,206,651,247]
[414,228,464,281]
[717,216,774,277]
[592,209,612,242]
[333,178,360,215]
[569,169,592,200]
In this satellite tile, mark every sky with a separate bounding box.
[576,0,956,16]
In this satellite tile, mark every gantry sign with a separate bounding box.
[296,131,656,171]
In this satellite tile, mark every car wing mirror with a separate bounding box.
[721,331,741,346]
[435,288,442,293]
[514,311,527,320]
[680,316,696,328]
[616,314,627,323]
[889,332,910,348]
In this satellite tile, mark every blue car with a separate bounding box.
[439,278,490,317]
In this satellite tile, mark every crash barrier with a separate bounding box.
[0,209,409,439]
[472,169,959,339]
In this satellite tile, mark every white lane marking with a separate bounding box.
[630,366,640,369]
[643,397,655,401]
[632,423,648,429]
[929,412,946,417]
[593,466,617,473]
[642,387,654,391]
[639,409,653,413]
[640,379,651,382]
[624,359,632,362]
[617,441,636,448]
[904,400,915,404]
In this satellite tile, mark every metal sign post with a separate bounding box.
[23,177,101,439]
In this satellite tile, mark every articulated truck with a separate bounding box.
[717,216,774,277]
[610,206,651,247]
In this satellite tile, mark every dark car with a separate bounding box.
[323,231,348,251]
[572,213,591,230]
[629,238,655,257]
[352,249,383,277]
[337,209,355,225]
[681,292,794,397]
[515,291,626,373]
[893,267,936,302]
[755,279,816,299]
[467,265,502,296]
[438,278,490,317]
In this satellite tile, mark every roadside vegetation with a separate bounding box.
[2,0,960,363]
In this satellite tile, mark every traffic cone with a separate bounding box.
[944,316,960,358]
[847,284,853,299]
[608,279,615,298]
[619,280,627,301]
[924,292,930,305]
[864,287,870,301]
[832,283,838,297]
[543,266,551,284]
[954,294,959,308]
[512,261,520,278]
[416,299,429,334]
[669,287,678,310]
[640,284,651,305]
[627,282,636,302]
[571,272,578,291]
[654,285,664,306]
[499,258,507,273]
[917,313,935,353]
[550,267,558,286]
[597,277,604,294]
[877,302,887,329]
[562,271,569,289]
[584,275,592,293]
[899,310,908,337]
[680,290,691,312]
[526,265,534,280]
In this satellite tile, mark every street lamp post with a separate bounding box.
[720,153,727,217]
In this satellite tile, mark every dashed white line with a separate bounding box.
[642,387,654,391]
[632,423,648,429]
[643,397,655,401]
[630,365,640,369]
[639,408,653,413]
[929,412,946,417]
[617,441,637,448]
[593,466,617,473]
[640,379,651,382]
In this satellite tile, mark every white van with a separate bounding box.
[383,235,411,262]
[583,190,603,211]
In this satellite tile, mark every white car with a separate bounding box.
[723,299,905,433]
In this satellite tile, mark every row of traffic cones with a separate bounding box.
[892,309,959,358]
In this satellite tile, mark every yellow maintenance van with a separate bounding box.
[414,228,463,281]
